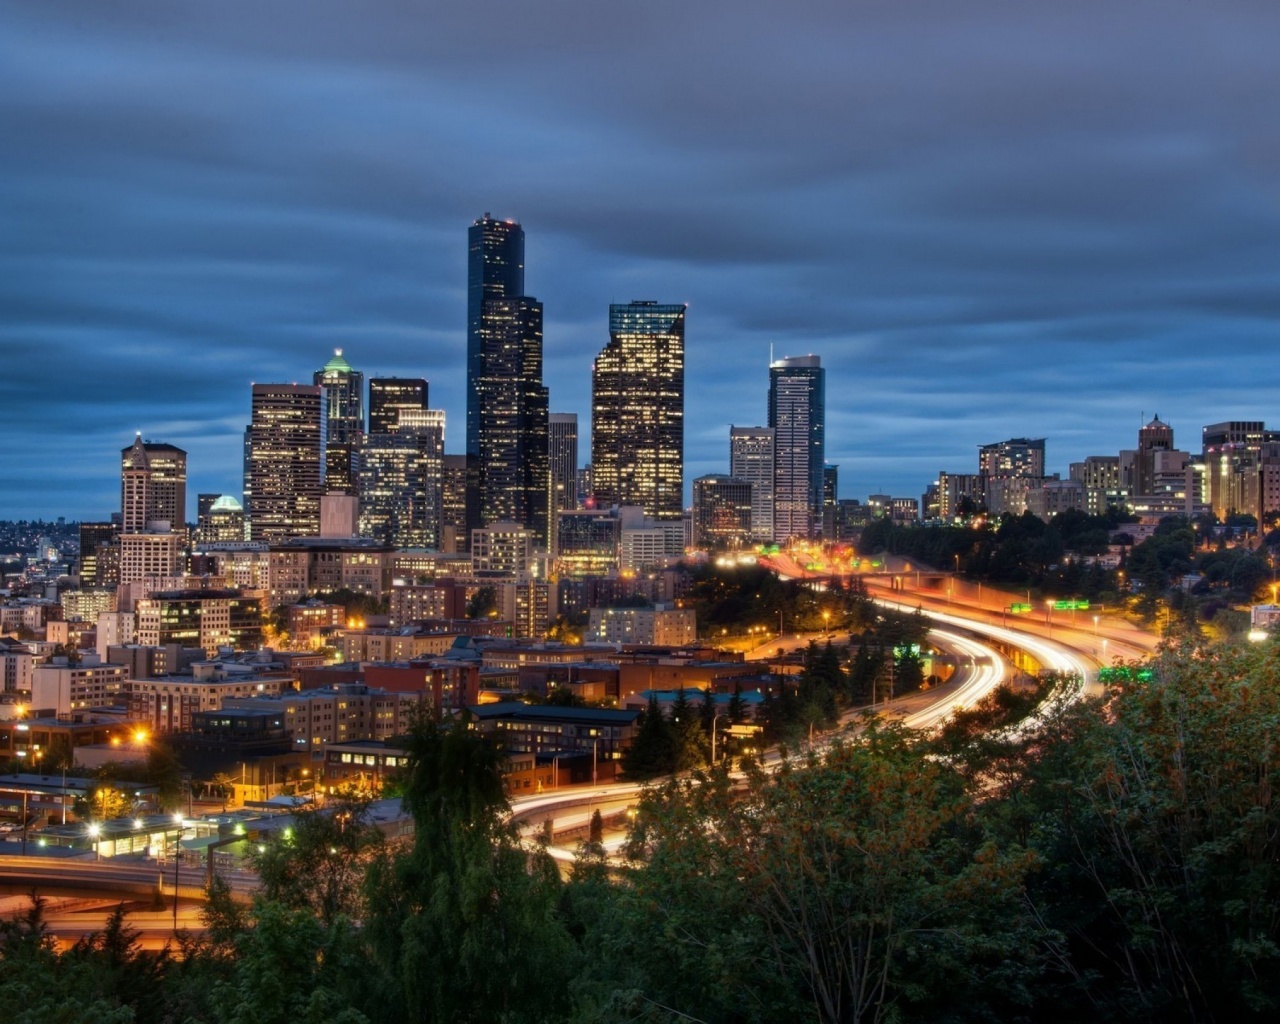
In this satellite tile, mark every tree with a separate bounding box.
[252,797,386,927]
[362,717,574,1023]
[621,695,671,780]
[465,586,498,620]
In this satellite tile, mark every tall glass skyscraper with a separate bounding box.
[549,413,579,514]
[314,350,364,495]
[591,301,686,520]
[768,355,825,542]
[466,214,550,545]
[244,383,323,541]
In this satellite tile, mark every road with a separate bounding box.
[513,623,1014,865]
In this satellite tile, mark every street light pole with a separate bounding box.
[710,713,724,766]
[172,813,183,931]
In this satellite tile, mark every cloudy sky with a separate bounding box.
[3,1,1279,521]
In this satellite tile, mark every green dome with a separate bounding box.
[321,348,353,374]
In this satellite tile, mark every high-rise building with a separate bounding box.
[440,455,469,554]
[591,301,686,520]
[769,355,824,542]
[314,350,364,495]
[357,409,446,549]
[369,377,428,435]
[822,464,839,538]
[466,214,550,544]
[692,475,753,549]
[121,436,188,530]
[549,413,579,514]
[245,384,323,542]
[197,495,246,545]
[1202,421,1280,520]
[978,438,1045,479]
[730,426,775,542]
[78,521,118,588]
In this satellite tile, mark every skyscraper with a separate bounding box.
[369,377,428,435]
[730,426,776,542]
[466,214,550,544]
[357,408,445,549]
[693,475,753,549]
[314,350,364,494]
[591,301,686,519]
[768,355,824,542]
[244,383,323,542]
[121,436,188,530]
[549,413,579,514]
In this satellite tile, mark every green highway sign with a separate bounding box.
[1053,599,1090,611]
[1009,603,1032,613]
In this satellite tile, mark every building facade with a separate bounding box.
[729,426,775,542]
[768,355,824,542]
[121,436,188,530]
[692,475,753,549]
[548,413,579,515]
[314,350,364,495]
[245,383,323,542]
[368,377,428,435]
[591,301,686,520]
[466,214,550,545]
[357,409,445,549]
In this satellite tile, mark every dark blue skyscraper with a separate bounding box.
[768,355,825,542]
[466,214,549,545]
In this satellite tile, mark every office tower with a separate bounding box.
[470,522,535,574]
[440,455,469,554]
[822,464,839,537]
[554,508,622,577]
[121,436,188,530]
[1069,456,1123,515]
[591,301,686,519]
[978,438,1045,479]
[693,475,753,549]
[198,495,246,544]
[466,214,550,544]
[197,493,219,526]
[78,522,118,588]
[577,465,593,508]
[244,383,323,542]
[730,426,776,542]
[369,377,428,434]
[769,355,825,542]
[314,349,364,494]
[1202,421,1280,520]
[549,413,579,514]
[358,409,446,549]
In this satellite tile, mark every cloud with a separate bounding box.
[2,1,1279,518]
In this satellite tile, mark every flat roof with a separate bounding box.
[463,702,639,725]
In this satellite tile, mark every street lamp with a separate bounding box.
[172,812,184,931]
[1045,600,1054,637]
[822,610,830,636]
[88,822,102,861]
[709,713,725,766]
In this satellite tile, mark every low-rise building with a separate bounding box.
[124,662,286,733]
[32,658,128,717]
[224,683,418,754]
[588,602,696,646]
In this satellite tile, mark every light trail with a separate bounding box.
[898,627,1008,730]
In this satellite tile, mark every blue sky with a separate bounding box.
[2,1,1278,520]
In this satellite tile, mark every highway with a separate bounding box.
[515,622,1015,864]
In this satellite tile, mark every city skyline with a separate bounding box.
[5,3,1280,519]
